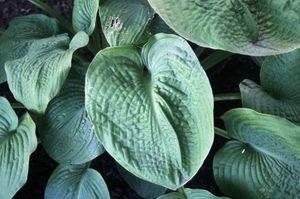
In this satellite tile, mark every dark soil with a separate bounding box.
[0,1,260,199]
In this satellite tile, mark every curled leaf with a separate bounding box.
[0,14,60,83]
[99,0,155,46]
[5,31,89,114]
[73,0,99,35]
[240,49,300,123]
[0,97,37,199]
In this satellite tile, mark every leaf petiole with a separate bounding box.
[11,103,26,109]
[214,92,241,102]
[202,50,233,70]
[214,127,231,139]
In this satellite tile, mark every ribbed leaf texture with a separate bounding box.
[45,164,110,199]
[38,62,104,164]
[73,0,99,35]
[0,14,60,83]
[157,188,229,199]
[0,97,37,199]
[240,49,300,123]
[85,33,214,189]
[148,0,300,56]
[5,31,89,114]
[214,108,300,199]
[99,0,155,46]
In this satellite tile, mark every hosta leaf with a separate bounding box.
[213,108,300,199]
[99,0,155,46]
[45,163,110,199]
[73,0,99,35]
[117,165,166,199]
[38,63,104,165]
[149,15,175,35]
[0,14,59,83]
[158,188,229,199]
[5,31,89,114]
[0,97,37,199]
[240,49,300,123]
[85,33,214,189]
[148,0,300,56]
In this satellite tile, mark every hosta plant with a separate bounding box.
[0,0,299,198]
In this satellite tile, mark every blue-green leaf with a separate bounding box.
[45,163,110,199]
[214,108,300,199]
[99,0,155,46]
[117,165,166,199]
[158,188,229,199]
[0,14,60,84]
[5,31,89,114]
[85,33,214,189]
[240,49,300,123]
[0,97,37,199]
[38,62,104,164]
[148,0,300,56]
[73,0,99,35]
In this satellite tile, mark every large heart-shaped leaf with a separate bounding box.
[45,163,110,199]
[86,33,214,189]
[213,108,300,199]
[0,14,59,83]
[73,0,99,35]
[240,49,300,123]
[117,165,166,199]
[0,97,37,199]
[38,62,104,164]
[148,0,300,56]
[5,31,89,114]
[158,188,229,199]
[99,0,155,46]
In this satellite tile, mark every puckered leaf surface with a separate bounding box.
[73,0,99,35]
[214,108,300,199]
[157,188,229,199]
[5,31,89,114]
[99,0,155,46]
[240,49,300,123]
[0,97,37,199]
[85,33,214,189]
[0,14,60,83]
[38,62,104,164]
[45,163,110,199]
[148,0,300,56]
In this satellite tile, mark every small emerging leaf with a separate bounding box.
[39,62,104,165]
[73,0,99,35]
[99,0,155,46]
[5,31,89,114]
[0,14,60,83]
[214,108,300,199]
[85,33,214,189]
[45,163,110,199]
[158,188,229,199]
[0,97,37,199]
